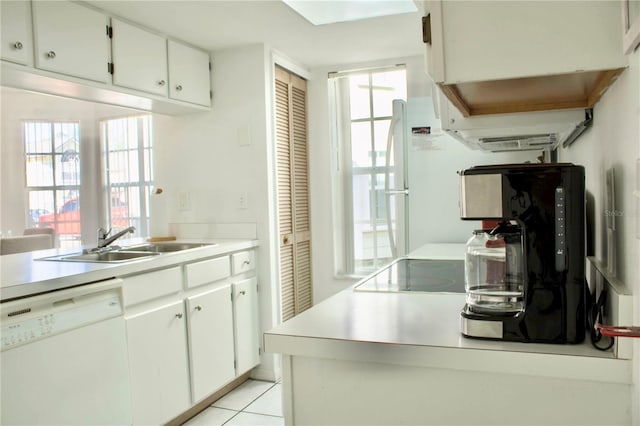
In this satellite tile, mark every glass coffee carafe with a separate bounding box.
[465,222,524,314]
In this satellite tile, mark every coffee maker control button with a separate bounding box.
[555,186,566,271]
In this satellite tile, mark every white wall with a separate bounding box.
[558,48,640,424]
[152,44,280,381]
[0,88,138,243]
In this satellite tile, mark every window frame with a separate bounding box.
[330,65,407,276]
[101,114,154,237]
[23,120,82,247]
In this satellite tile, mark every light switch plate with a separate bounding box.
[238,192,248,209]
[177,192,191,211]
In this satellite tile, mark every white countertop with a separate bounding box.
[265,244,632,384]
[1,238,258,301]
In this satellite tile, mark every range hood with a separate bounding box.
[436,87,593,152]
[421,0,626,152]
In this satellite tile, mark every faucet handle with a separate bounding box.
[97,227,111,238]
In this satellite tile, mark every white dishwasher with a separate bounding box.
[1,278,132,425]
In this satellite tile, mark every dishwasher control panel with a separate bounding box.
[2,313,56,349]
[1,279,123,351]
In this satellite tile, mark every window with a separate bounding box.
[101,115,153,236]
[329,66,407,275]
[24,121,81,248]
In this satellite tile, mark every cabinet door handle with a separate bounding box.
[13,42,23,50]
[176,85,183,91]
[242,260,251,266]
[194,305,202,311]
[239,290,246,296]
[175,312,183,319]
[46,51,56,59]
[157,80,166,86]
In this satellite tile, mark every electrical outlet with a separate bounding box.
[177,192,191,211]
[238,192,248,209]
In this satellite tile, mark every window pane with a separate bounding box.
[25,155,54,187]
[350,122,372,168]
[332,66,406,275]
[373,172,387,221]
[372,70,407,117]
[53,122,79,153]
[373,119,391,167]
[52,189,81,246]
[352,173,371,223]
[23,121,81,249]
[54,152,80,186]
[103,115,152,238]
[143,147,152,181]
[348,74,370,120]
[28,191,54,227]
[24,122,52,154]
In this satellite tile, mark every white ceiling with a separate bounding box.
[88,0,425,68]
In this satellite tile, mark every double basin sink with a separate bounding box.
[39,242,214,263]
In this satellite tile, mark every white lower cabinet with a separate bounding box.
[124,249,259,422]
[186,286,235,403]
[126,300,191,425]
[233,277,261,374]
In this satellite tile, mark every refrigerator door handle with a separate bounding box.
[385,115,402,259]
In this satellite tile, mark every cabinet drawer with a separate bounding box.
[232,251,255,275]
[124,267,182,307]
[185,256,230,289]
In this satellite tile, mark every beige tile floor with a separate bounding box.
[183,380,283,426]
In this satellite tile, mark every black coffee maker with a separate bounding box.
[459,163,586,343]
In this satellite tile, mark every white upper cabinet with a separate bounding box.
[168,40,211,106]
[423,0,628,116]
[111,18,169,96]
[1,1,33,66]
[32,1,110,83]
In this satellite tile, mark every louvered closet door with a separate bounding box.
[275,66,312,322]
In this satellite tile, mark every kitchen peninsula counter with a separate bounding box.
[264,246,633,425]
[1,238,258,301]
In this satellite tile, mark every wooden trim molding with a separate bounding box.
[439,68,627,117]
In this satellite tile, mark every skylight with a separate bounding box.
[282,0,418,25]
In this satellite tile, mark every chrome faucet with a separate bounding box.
[96,226,136,250]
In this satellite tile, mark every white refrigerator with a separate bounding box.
[385,97,538,257]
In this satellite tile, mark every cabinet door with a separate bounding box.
[1,1,32,65]
[186,286,235,403]
[32,1,109,83]
[233,277,260,374]
[126,301,191,425]
[111,18,168,96]
[168,40,211,106]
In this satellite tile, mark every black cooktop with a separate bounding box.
[354,258,466,293]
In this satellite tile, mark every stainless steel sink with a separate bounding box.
[119,242,214,253]
[37,242,214,263]
[39,251,160,263]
